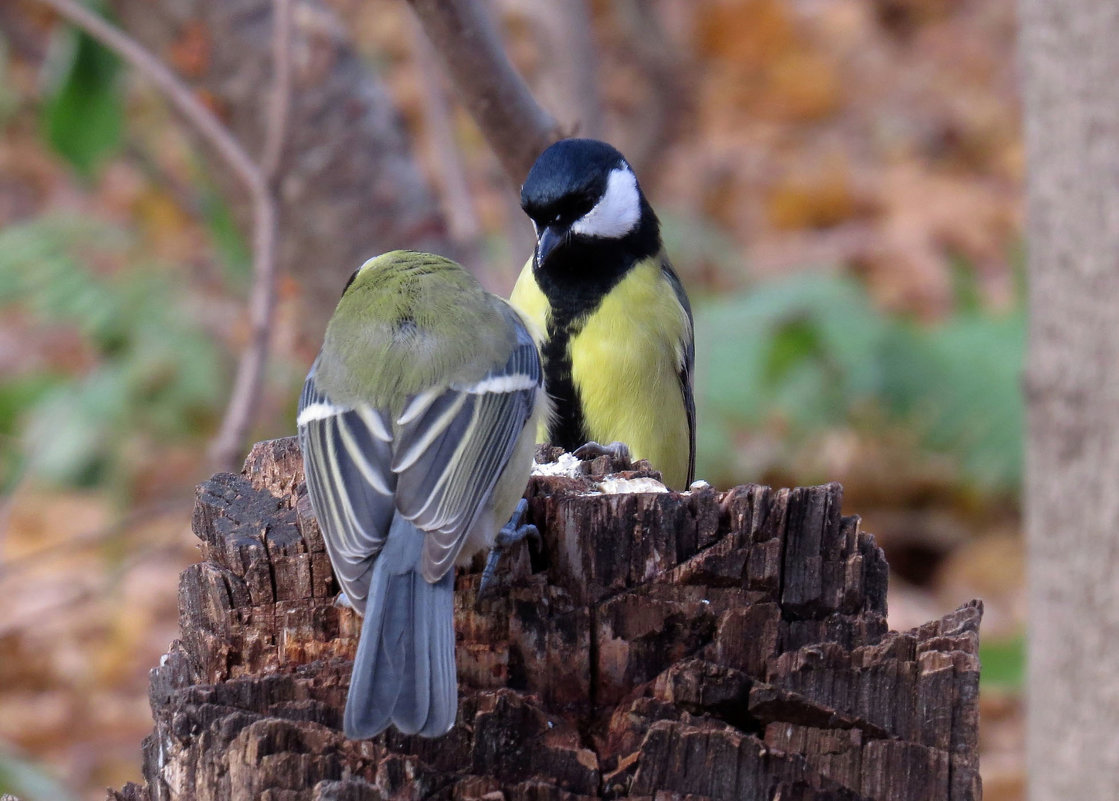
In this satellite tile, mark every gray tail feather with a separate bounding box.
[343,517,457,739]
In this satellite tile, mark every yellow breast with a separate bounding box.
[509,257,692,490]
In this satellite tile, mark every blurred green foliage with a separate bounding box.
[695,271,1024,494]
[0,218,224,492]
[980,633,1026,689]
[199,177,253,289]
[0,744,79,801]
[41,9,123,178]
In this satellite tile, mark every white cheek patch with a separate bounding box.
[571,167,641,239]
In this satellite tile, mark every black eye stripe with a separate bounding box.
[533,188,601,229]
[568,195,596,219]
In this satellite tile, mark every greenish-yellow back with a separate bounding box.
[315,251,514,412]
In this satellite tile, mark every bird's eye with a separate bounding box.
[553,213,562,224]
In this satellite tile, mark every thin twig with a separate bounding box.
[260,0,293,180]
[209,0,293,470]
[209,174,278,471]
[32,0,266,203]
[407,0,561,184]
[510,0,603,139]
[31,0,289,472]
[407,10,483,270]
[611,0,688,184]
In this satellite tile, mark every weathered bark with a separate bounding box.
[1019,2,1119,798]
[108,0,453,341]
[113,438,981,801]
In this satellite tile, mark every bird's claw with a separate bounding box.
[476,499,539,605]
[573,440,631,465]
[497,498,540,549]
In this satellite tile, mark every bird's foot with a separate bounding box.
[476,498,539,606]
[573,440,632,465]
[333,591,354,610]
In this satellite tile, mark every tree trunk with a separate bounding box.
[1019,2,1119,797]
[111,439,981,801]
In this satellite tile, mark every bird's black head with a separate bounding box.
[520,139,659,281]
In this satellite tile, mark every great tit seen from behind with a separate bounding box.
[298,250,544,739]
[510,138,695,490]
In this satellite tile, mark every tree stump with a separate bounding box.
[111,438,982,801]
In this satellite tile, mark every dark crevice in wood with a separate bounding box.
[113,437,981,801]
[584,600,603,773]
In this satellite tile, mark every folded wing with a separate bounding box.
[297,360,396,609]
[299,306,542,591]
[393,306,542,582]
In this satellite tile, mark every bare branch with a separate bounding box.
[111,0,454,340]
[508,0,603,140]
[553,0,602,139]
[407,0,562,184]
[209,0,294,471]
[32,0,266,203]
[611,0,689,184]
[408,12,483,271]
[210,177,279,471]
[31,0,289,471]
[260,0,294,180]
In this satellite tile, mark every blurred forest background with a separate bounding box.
[0,1,1024,799]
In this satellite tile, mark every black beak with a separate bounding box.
[535,224,566,268]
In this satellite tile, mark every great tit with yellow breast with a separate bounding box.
[297,250,544,739]
[510,138,695,490]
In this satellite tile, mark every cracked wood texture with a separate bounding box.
[111,438,982,801]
